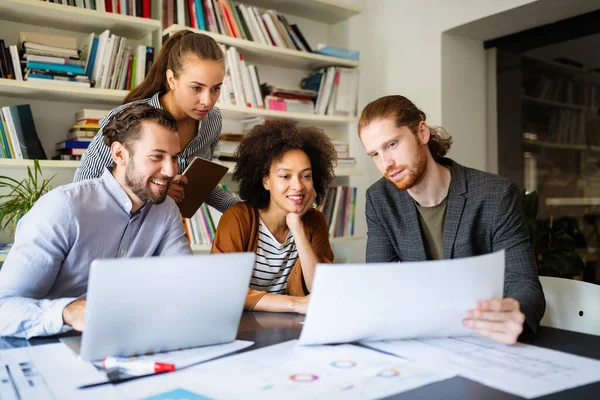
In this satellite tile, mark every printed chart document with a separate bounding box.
[117,340,456,400]
[299,251,505,345]
[362,336,600,398]
[0,343,121,399]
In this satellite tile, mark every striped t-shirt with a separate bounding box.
[251,219,298,294]
[73,92,238,212]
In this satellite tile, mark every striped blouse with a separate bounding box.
[251,219,298,294]
[73,92,239,212]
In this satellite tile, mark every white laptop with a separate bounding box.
[78,253,254,361]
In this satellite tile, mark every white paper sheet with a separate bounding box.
[362,336,600,398]
[117,340,456,400]
[101,340,254,375]
[299,250,505,345]
[0,343,121,400]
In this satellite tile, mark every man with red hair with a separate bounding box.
[358,95,545,345]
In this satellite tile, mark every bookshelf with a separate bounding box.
[509,53,600,219]
[0,78,127,105]
[521,95,587,111]
[0,78,361,123]
[239,0,362,23]
[0,0,366,260]
[163,24,359,69]
[0,0,161,39]
[190,235,366,254]
[0,158,362,177]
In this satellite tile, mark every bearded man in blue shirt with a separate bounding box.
[0,103,192,338]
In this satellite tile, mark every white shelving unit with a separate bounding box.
[191,236,365,254]
[164,24,359,69]
[240,0,362,23]
[0,0,365,261]
[0,158,361,177]
[0,0,161,39]
[0,78,128,105]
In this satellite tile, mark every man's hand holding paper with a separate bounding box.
[463,298,525,344]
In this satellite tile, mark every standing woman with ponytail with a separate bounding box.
[74,30,239,211]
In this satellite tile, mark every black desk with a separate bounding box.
[9,312,600,399]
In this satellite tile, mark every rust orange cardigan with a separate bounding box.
[211,202,334,310]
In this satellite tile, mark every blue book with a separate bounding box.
[56,140,91,150]
[0,117,8,158]
[195,0,206,31]
[26,62,85,75]
[86,38,99,80]
[314,46,359,61]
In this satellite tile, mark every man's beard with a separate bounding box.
[125,159,172,205]
[384,144,428,191]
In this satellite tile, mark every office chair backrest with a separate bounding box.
[540,276,600,336]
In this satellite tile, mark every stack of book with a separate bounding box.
[163,1,312,53]
[260,84,316,114]
[216,44,263,108]
[53,108,108,161]
[19,32,90,87]
[332,141,356,167]
[213,132,245,162]
[38,0,153,18]
[318,185,357,238]
[0,104,46,160]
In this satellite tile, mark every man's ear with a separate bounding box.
[418,121,431,145]
[111,141,128,167]
[166,69,176,91]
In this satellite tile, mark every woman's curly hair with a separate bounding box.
[233,120,337,209]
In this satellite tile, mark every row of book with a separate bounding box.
[301,67,359,116]
[0,105,46,160]
[522,73,600,109]
[39,0,153,18]
[0,31,153,90]
[184,186,356,245]
[524,109,585,146]
[88,31,154,89]
[216,44,263,109]
[183,204,220,245]
[211,43,359,116]
[317,185,357,238]
[163,0,313,53]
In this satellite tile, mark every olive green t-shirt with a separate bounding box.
[415,196,448,260]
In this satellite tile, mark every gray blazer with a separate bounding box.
[365,158,545,334]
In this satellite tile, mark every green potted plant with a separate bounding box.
[521,190,585,277]
[0,160,54,240]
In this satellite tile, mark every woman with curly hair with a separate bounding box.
[211,120,337,314]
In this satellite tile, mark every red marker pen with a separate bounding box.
[103,357,175,373]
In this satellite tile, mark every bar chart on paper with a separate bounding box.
[0,343,119,400]
[118,340,455,399]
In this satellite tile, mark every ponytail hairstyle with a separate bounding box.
[123,30,225,104]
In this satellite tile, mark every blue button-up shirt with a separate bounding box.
[0,169,192,338]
